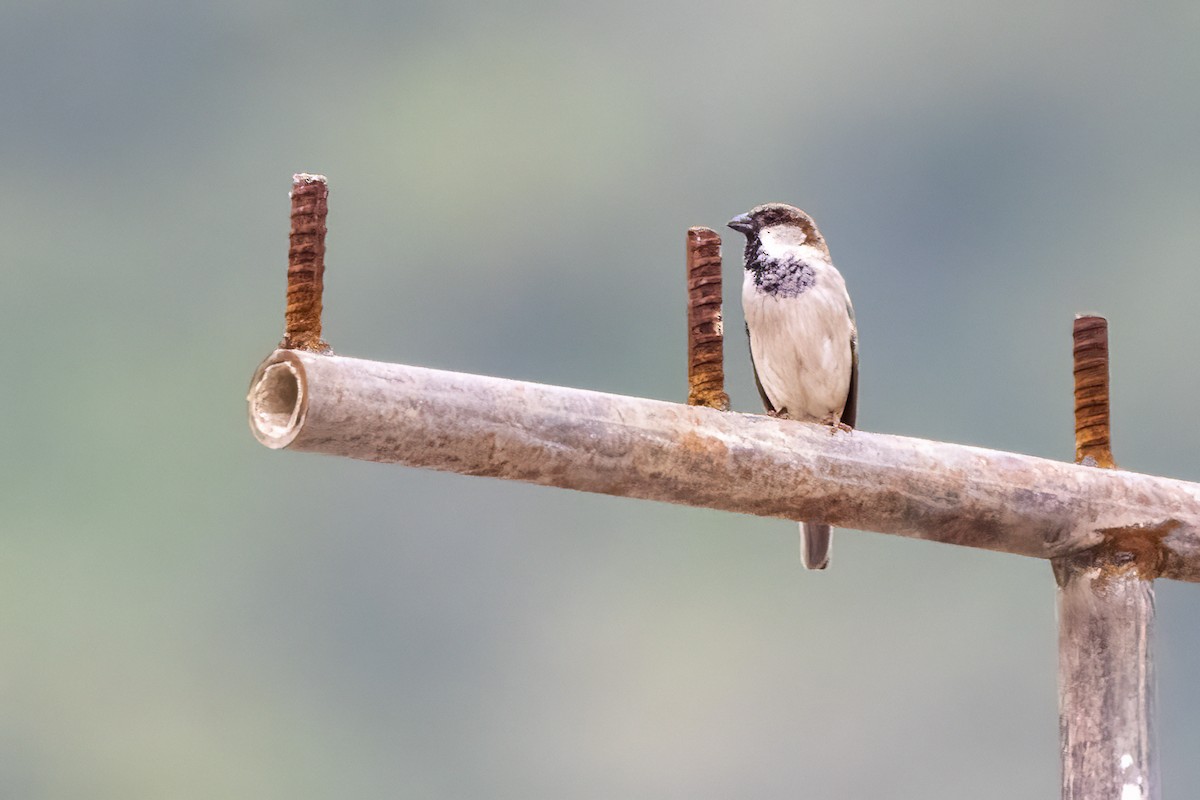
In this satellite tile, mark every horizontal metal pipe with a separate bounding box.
[247,349,1200,582]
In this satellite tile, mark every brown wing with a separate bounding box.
[746,323,777,414]
[841,306,859,428]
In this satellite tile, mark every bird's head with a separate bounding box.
[727,203,827,256]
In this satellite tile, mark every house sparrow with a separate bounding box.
[728,203,858,570]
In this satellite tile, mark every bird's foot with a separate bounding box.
[821,413,853,435]
[767,407,791,420]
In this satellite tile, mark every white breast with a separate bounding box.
[742,250,854,421]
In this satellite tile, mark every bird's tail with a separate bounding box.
[800,522,831,570]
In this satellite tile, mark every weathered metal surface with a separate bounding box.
[248,349,1200,582]
[1057,560,1157,800]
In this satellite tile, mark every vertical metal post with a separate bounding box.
[1055,315,1159,800]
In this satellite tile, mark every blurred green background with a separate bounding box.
[4,0,1200,797]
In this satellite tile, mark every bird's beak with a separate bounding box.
[727,213,754,234]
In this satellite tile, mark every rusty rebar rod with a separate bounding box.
[281,173,331,352]
[686,227,729,410]
[1056,315,1159,800]
[1072,315,1114,468]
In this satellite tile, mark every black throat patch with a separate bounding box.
[747,239,817,298]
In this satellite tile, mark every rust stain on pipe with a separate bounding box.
[1054,520,1175,587]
